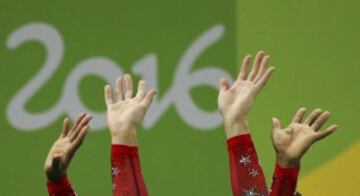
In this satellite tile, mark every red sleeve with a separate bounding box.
[47,175,77,196]
[111,144,148,196]
[227,134,268,196]
[269,164,300,196]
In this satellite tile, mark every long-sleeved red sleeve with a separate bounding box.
[47,175,77,196]
[227,134,268,196]
[269,164,300,196]
[111,144,148,196]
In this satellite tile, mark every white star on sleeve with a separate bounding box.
[239,155,251,166]
[112,167,120,176]
[243,188,260,196]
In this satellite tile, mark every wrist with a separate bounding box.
[46,171,66,182]
[224,118,250,139]
[276,154,300,168]
[110,127,138,146]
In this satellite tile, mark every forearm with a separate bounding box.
[47,175,77,196]
[269,164,300,196]
[111,144,148,196]
[227,134,268,196]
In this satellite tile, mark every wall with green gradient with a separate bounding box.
[0,0,359,195]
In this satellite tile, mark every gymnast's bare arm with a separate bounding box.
[269,108,338,196]
[218,51,275,196]
[104,74,156,196]
[44,113,92,195]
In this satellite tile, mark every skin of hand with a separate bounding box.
[218,51,275,139]
[104,74,157,146]
[271,108,339,168]
[44,113,93,181]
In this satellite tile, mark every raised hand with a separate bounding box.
[272,108,339,167]
[218,51,275,138]
[44,113,92,181]
[104,74,157,146]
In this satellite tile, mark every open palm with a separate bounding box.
[272,108,338,167]
[104,74,156,145]
[218,51,275,137]
[44,114,92,181]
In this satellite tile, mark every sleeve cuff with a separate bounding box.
[226,134,255,151]
[274,163,300,179]
[47,174,72,191]
[112,144,139,157]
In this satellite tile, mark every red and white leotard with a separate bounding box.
[227,134,299,196]
[47,134,299,196]
[47,145,148,196]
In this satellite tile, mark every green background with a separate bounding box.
[0,0,359,195]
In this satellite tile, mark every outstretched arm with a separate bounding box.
[105,74,156,196]
[45,113,92,196]
[218,51,275,196]
[270,108,338,196]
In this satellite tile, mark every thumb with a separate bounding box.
[272,117,282,130]
[142,89,157,107]
[219,77,230,93]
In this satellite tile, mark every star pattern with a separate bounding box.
[243,188,260,196]
[239,155,251,166]
[112,166,120,176]
[249,168,259,177]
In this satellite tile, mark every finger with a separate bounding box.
[61,118,70,138]
[248,51,265,81]
[219,77,230,93]
[255,66,275,90]
[292,107,307,123]
[70,113,86,136]
[142,89,157,107]
[70,115,93,142]
[70,115,92,141]
[115,77,124,102]
[124,74,134,99]
[254,55,270,83]
[311,111,331,131]
[72,125,90,149]
[314,124,338,141]
[304,108,323,125]
[104,84,114,106]
[136,80,146,100]
[238,55,251,80]
[272,117,282,130]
